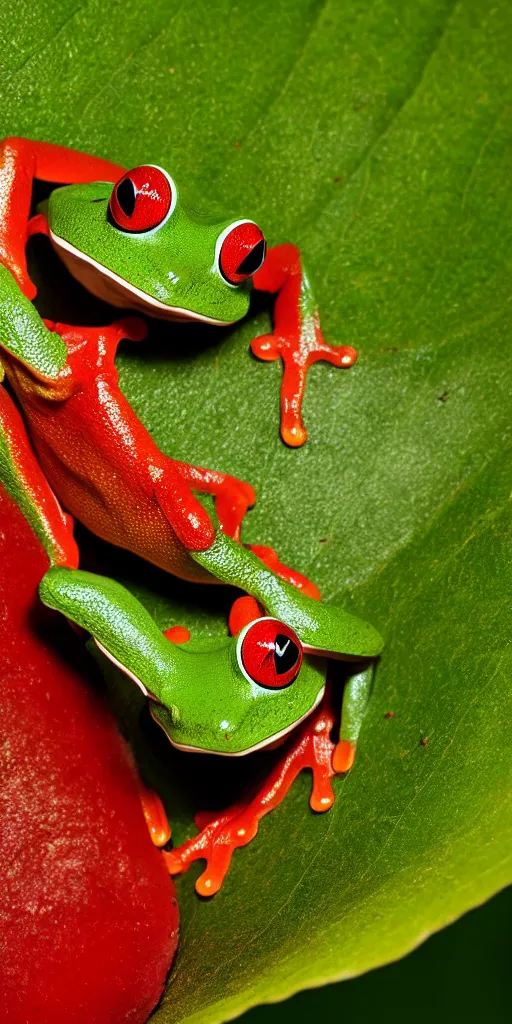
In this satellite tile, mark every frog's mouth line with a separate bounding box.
[94,636,326,757]
[151,684,326,757]
[49,231,237,326]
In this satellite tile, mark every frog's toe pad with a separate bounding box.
[163,805,256,896]
[333,739,356,773]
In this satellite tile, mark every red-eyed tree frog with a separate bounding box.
[0,137,383,893]
[40,564,381,895]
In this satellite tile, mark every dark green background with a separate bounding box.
[244,885,512,1022]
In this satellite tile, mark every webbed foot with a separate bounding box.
[252,243,357,447]
[164,684,347,896]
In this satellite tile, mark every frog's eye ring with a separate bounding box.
[217,220,266,286]
[109,165,176,234]
[237,617,303,690]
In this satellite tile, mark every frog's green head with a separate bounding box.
[39,569,327,757]
[47,164,266,325]
[150,618,327,756]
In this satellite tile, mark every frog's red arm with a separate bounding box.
[0,384,78,566]
[251,244,357,447]
[0,136,125,299]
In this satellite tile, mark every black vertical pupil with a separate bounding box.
[116,177,136,217]
[236,239,266,276]
[273,634,299,675]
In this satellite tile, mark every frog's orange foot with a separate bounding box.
[251,324,357,448]
[163,801,257,896]
[139,784,172,848]
[333,738,356,773]
[164,687,345,895]
[250,333,280,361]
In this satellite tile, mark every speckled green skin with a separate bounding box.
[40,567,327,755]
[0,263,66,377]
[191,534,384,658]
[48,181,253,324]
[39,536,382,754]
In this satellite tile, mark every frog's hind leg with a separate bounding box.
[0,136,124,298]
[174,461,256,542]
[164,681,340,896]
[0,383,78,566]
[176,461,320,596]
[333,662,375,772]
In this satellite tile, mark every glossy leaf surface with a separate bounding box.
[1,1,511,1021]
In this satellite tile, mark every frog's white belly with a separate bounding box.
[49,231,233,325]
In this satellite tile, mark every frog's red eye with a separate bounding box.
[237,618,302,690]
[109,165,175,233]
[218,221,266,285]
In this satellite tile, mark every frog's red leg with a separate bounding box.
[43,317,216,553]
[0,384,78,566]
[173,461,256,543]
[173,464,320,596]
[158,468,320,588]
[164,683,340,896]
[252,244,357,447]
[37,317,251,550]
[247,544,321,599]
[0,136,124,299]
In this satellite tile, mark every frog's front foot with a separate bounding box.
[164,684,345,896]
[251,243,357,447]
[251,322,357,448]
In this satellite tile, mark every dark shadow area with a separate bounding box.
[74,519,234,620]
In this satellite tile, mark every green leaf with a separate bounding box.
[3,1,512,1022]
